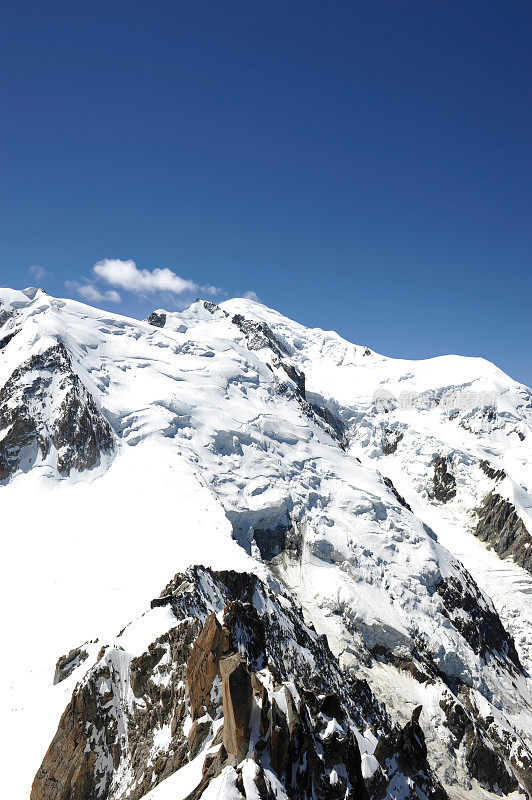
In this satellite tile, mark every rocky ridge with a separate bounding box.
[32,566,447,800]
[0,339,113,480]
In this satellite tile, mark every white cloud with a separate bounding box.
[243,290,260,302]
[92,258,222,297]
[64,258,223,309]
[65,281,121,304]
[29,265,47,281]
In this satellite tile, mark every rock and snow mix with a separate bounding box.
[1,287,531,799]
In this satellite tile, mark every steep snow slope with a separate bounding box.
[1,288,531,799]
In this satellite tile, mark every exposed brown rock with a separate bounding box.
[31,684,98,800]
[479,460,506,482]
[130,644,166,697]
[186,613,229,720]
[220,654,252,762]
[435,574,522,668]
[188,719,211,760]
[32,565,451,800]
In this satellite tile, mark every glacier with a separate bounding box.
[1,287,531,799]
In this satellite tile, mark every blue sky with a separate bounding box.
[1,1,531,384]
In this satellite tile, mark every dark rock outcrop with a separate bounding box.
[32,623,198,800]
[223,600,266,672]
[435,572,522,669]
[309,402,346,441]
[0,342,113,481]
[464,730,517,793]
[146,311,166,328]
[180,580,374,798]
[371,706,447,800]
[479,459,506,483]
[231,310,347,447]
[474,491,532,573]
[382,428,403,455]
[53,646,89,685]
[397,705,427,770]
[439,691,520,795]
[0,329,17,349]
[231,314,288,358]
[383,476,412,512]
[432,456,456,502]
[202,300,221,315]
[32,673,106,800]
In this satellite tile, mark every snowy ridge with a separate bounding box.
[1,287,531,799]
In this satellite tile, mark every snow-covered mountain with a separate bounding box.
[1,287,531,800]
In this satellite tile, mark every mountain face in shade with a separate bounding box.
[1,287,531,800]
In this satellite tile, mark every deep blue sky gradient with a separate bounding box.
[1,1,531,383]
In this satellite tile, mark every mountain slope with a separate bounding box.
[1,287,531,799]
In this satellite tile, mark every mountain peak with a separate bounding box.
[2,288,531,799]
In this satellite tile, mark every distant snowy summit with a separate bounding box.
[1,286,531,800]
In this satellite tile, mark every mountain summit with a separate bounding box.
[1,287,531,799]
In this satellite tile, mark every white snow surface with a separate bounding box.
[1,288,531,799]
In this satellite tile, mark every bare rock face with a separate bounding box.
[32,566,450,800]
[439,690,524,796]
[435,571,522,668]
[382,428,403,455]
[223,600,266,671]
[146,311,166,328]
[269,696,290,776]
[32,564,531,800]
[464,729,517,794]
[32,623,198,800]
[220,654,252,762]
[0,342,113,481]
[371,707,447,800]
[31,681,100,800]
[186,612,229,720]
[231,314,288,358]
[231,309,350,447]
[187,719,212,759]
[479,459,506,483]
[397,705,427,771]
[432,455,456,502]
[475,491,532,573]
[53,646,89,685]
